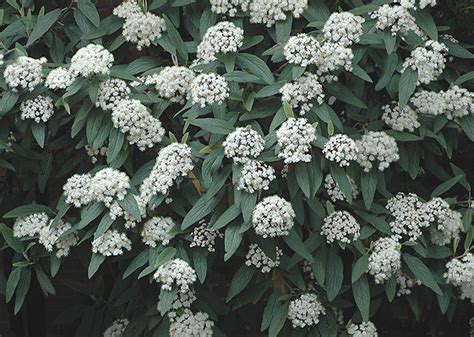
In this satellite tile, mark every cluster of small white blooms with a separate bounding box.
[252,196,295,238]
[280,72,325,115]
[237,160,276,193]
[367,235,402,284]
[322,134,358,167]
[96,79,130,111]
[248,0,308,27]
[190,73,229,107]
[276,117,316,164]
[38,221,78,258]
[347,321,378,337]
[324,174,359,202]
[385,192,431,241]
[0,54,4,66]
[120,10,166,51]
[209,0,250,16]
[321,211,361,244]
[90,168,130,207]
[13,213,49,238]
[108,195,146,229]
[396,272,421,296]
[314,42,353,79]
[394,0,436,9]
[153,258,197,292]
[4,56,46,91]
[112,99,165,151]
[245,244,282,273]
[402,40,448,85]
[196,21,244,64]
[141,216,176,247]
[112,1,141,18]
[371,5,424,37]
[223,127,265,164]
[103,318,129,337]
[288,293,326,329]
[45,67,76,90]
[139,143,194,203]
[382,103,420,132]
[20,96,54,123]
[190,220,223,252]
[70,44,114,77]
[323,12,365,47]
[162,289,197,312]
[154,66,195,104]
[355,131,399,172]
[284,34,320,67]
[444,254,474,302]
[63,173,93,207]
[85,145,108,164]
[426,198,463,246]
[92,230,132,256]
[169,309,214,337]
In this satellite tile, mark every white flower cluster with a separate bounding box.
[114,1,166,51]
[108,195,146,228]
[276,117,315,163]
[196,21,244,64]
[169,309,214,337]
[70,44,114,77]
[323,12,365,47]
[92,229,132,256]
[371,5,424,37]
[394,0,436,9]
[154,66,195,104]
[112,99,165,151]
[209,0,250,16]
[382,103,420,132]
[45,67,76,90]
[288,293,326,328]
[396,273,421,296]
[103,318,129,337]
[4,56,46,91]
[321,211,361,244]
[386,192,431,241]
[90,168,130,207]
[252,196,295,238]
[63,173,93,207]
[347,321,378,337]
[367,236,401,284]
[245,243,282,273]
[190,73,229,107]
[141,216,176,247]
[426,198,463,246]
[355,131,399,172]
[139,143,194,203]
[284,34,320,67]
[0,54,3,66]
[324,174,359,202]
[190,220,223,252]
[20,95,54,123]
[411,86,474,120]
[153,258,197,293]
[223,127,265,164]
[38,220,78,258]
[402,40,448,85]
[237,160,276,193]
[444,254,474,303]
[163,289,197,313]
[248,0,308,26]
[280,72,325,115]
[322,134,358,167]
[13,213,50,238]
[85,145,108,164]
[96,79,130,111]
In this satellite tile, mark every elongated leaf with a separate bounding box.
[6,268,22,303]
[123,250,148,279]
[353,275,370,322]
[352,254,369,283]
[325,248,343,301]
[4,203,52,218]
[268,304,288,337]
[26,9,61,46]
[227,265,254,301]
[430,175,462,198]
[361,170,377,210]
[403,254,442,295]
[399,68,418,108]
[236,53,275,84]
[77,0,100,27]
[0,223,24,253]
[284,228,314,262]
[189,118,235,135]
[88,253,105,279]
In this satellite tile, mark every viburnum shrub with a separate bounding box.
[0,0,473,336]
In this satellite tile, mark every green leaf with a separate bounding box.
[361,170,377,210]
[352,254,369,283]
[4,203,52,218]
[403,254,443,295]
[326,249,343,301]
[192,249,208,283]
[14,269,31,314]
[284,228,314,262]
[236,53,275,84]
[330,164,352,204]
[0,90,20,116]
[224,224,243,261]
[211,205,241,230]
[158,288,176,315]
[382,31,396,54]
[268,304,288,337]
[77,0,100,27]
[154,247,176,268]
[399,68,418,108]
[35,266,56,295]
[88,253,106,279]
[123,250,148,279]
[26,9,61,46]
[430,175,462,198]
[0,223,24,253]
[325,82,367,108]
[275,15,292,43]
[117,193,141,221]
[77,202,105,230]
[376,53,398,91]
[282,101,295,118]
[385,276,397,302]
[241,192,257,223]
[6,268,22,303]
[189,118,235,135]
[226,265,255,302]
[353,275,370,322]
[455,71,474,85]
[31,122,46,148]
[412,9,438,40]
[444,40,474,59]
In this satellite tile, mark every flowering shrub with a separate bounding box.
[0,0,473,336]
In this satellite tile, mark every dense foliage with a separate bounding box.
[0,0,473,336]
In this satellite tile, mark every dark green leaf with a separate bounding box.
[26,9,61,46]
[403,254,443,295]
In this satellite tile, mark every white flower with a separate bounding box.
[245,243,282,273]
[248,0,308,27]
[103,318,129,337]
[190,73,229,107]
[90,168,130,207]
[323,12,365,47]
[322,134,358,167]
[371,5,424,37]
[45,67,76,90]
[355,131,399,172]
[396,272,421,296]
[70,44,114,77]
[209,0,250,16]
[112,1,141,19]
[13,213,49,238]
[324,174,359,202]
[288,293,326,328]
[141,216,176,247]
[153,258,197,293]
[20,96,54,123]
[92,230,132,256]
[402,40,448,85]
[444,253,474,303]
[276,117,316,164]
[4,56,46,91]
[252,196,295,238]
[196,21,244,64]
[347,321,378,337]
[159,289,197,313]
[223,127,265,164]
[190,220,223,252]
[38,220,78,258]
[382,103,420,132]
[284,34,320,67]
[169,309,214,337]
[321,210,360,244]
[280,72,324,115]
[237,160,276,193]
[112,99,165,150]
[85,145,108,164]
[0,54,4,66]
[63,173,93,207]
[394,0,436,9]
[315,43,354,80]
[367,235,402,284]
[108,196,146,229]
[154,66,195,104]
[119,10,166,51]
[425,198,463,246]
[96,79,130,111]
